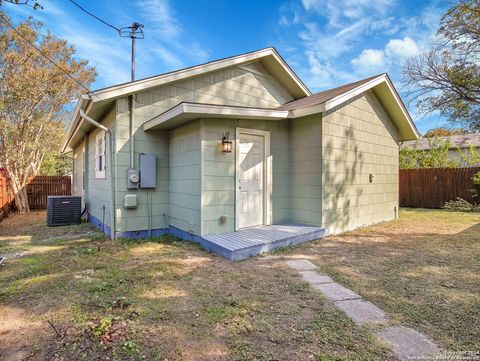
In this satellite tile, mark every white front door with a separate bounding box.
[237,132,265,229]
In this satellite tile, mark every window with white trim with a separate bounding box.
[95,131,106,178]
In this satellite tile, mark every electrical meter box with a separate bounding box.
[127,168,140,189]
[139,153,156,188]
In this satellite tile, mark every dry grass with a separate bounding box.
[279,208,480,351]
[0,212,394,361]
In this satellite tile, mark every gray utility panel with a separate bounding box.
[139,153,156,188]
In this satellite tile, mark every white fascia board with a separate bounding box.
[61,94,92,153]
[382,77,421,140]
[324,75,386,111]
[290,103,326,118]
[143,103,289,131]
[91,48,310,101]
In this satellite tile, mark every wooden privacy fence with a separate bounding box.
[26,176,71,210]
[400,167,480,208]
[0,176,14,220]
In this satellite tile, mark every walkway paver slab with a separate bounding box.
[334,299,387,324]
[285,259,317,271]
[313,282,362,301]
[299,271,333,285]
[376,326,441,361]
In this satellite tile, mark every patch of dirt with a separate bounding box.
[0,307,49,361]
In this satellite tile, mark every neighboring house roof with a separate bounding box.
[401,133,480,150]
[62,48,420,152]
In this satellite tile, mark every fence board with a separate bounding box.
[26,176,71,210]
[400,167,480,208]
[0,175,14,220]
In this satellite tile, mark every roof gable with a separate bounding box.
[278,74,420,141]
[62,47,311,152]
[89,47,310,101]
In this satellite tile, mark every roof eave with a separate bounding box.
[143,102,290,131]
[288,74,420,141]
[61,94,92,153]
[91,47,310,102]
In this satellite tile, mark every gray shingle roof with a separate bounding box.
[401,133,480,150]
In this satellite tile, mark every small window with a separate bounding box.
[95,131,106,178]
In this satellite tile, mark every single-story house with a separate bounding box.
[62,48,419,260]
[401,133,480,166]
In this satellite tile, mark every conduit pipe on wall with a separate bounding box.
[80,108,116,241]
[129,95,135,168]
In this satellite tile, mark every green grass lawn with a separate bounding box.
[280,208,480,352]
[0,209,478,360]
[0,211,394,361]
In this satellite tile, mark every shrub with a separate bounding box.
[443,198,480,212]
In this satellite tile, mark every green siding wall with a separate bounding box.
[78,61,402,238]
[86,107,115,228]
[114,61,295,235]
[321,91,400,234]
[169,121,202,235]
[290,114,323,226]
[72,139,84,199]
[200,118,291,236]
[115,98,169,233]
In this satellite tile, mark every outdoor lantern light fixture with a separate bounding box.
[221,132,232,153]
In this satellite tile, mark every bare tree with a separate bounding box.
[0,13,95,212]
[403,0,480,131]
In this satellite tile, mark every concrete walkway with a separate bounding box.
[285,259,443,361]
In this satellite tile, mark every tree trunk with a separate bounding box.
[11,179,30,213]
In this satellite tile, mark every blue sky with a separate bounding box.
[4,0,450,133]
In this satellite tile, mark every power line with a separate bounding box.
[0,14,95,96]
[68,0,144,40]
[68,0,121,34]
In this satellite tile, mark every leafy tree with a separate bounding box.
[39,152,73,176]
[399,142,421,169]
[460,144,480,165]
[418,138,461,168]
[0,1,42,9]
[423,127,468,137]
[400,136,480,169]
[0,13,95,212]
[403,1,480,131]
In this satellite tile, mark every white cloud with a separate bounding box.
[303,51,356,88]
[299,19,369,60]
[137,0,181,39]
[282,0,446,93]
[386,37,420,59]
[351,49,386,72]
[350,37,421,76]
[151,46,184,68]
[279,2,301,26]
[135,0,209,71]
[301,0,395,27]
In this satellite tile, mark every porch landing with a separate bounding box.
[201,224,328,261]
